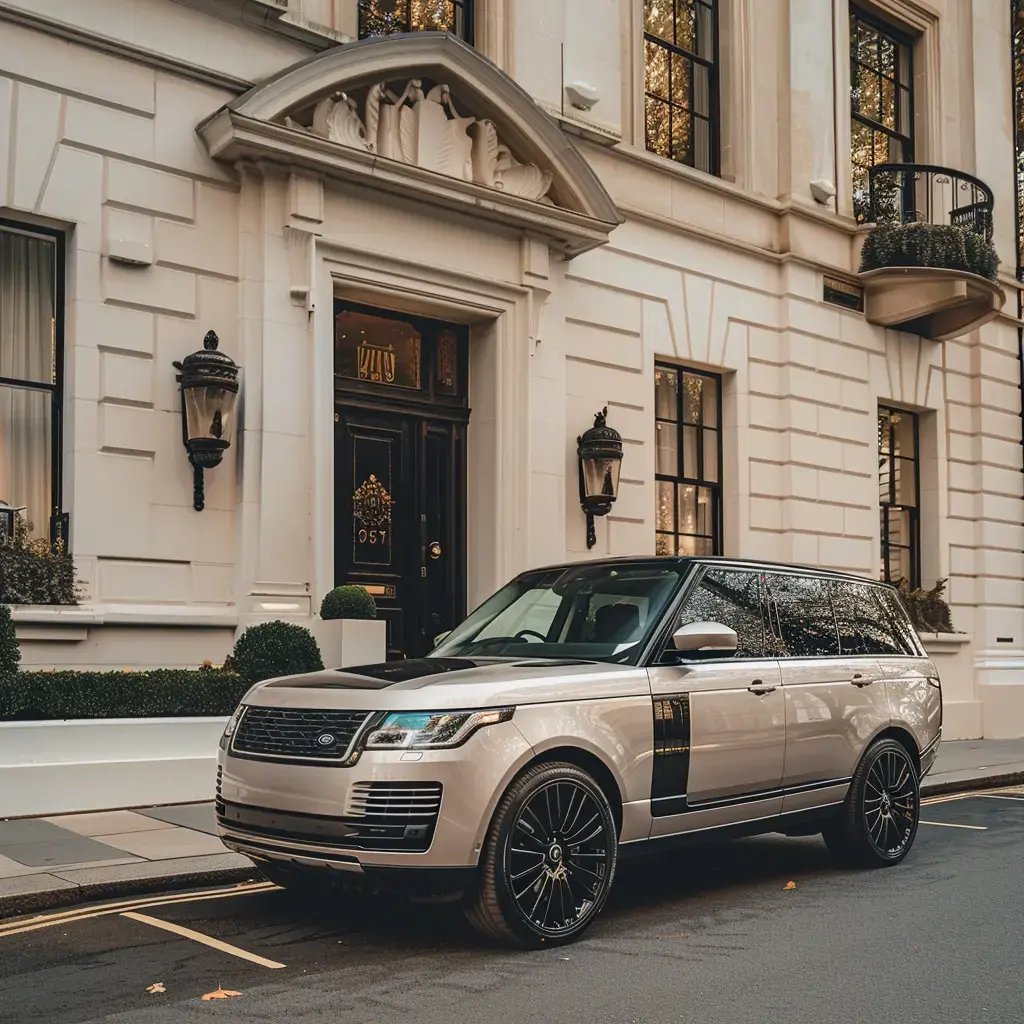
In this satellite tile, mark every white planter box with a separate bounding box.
[0,717,227,818]
[310,618,387,669]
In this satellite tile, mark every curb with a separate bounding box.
[0,866,256,923]
[921,769,1024,798]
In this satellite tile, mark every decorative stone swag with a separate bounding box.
[198,33,623,257]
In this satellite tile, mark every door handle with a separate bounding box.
[427,540,442,560]
[851,673,875,687]
[748,680,776,695]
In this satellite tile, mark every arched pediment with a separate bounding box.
[198,33,622,255]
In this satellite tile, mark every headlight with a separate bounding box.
[220,705,245,750]
[364,708,514,750]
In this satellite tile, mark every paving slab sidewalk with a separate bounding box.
[2,738,1023,921]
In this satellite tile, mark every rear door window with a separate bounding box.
[677,568,765,658]
[832,581,904,655]
[877,588,921,655]
[765,574,840,657]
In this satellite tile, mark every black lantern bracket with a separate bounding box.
[576,406,623,550]
[173,329,240,512]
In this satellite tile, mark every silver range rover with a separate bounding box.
[217,557,941,947]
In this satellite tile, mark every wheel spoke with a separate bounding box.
[528,871,551,920]
[511,861,546,883]
[522,804,548,838]
[565,812,600,846]
[559,787,580,834]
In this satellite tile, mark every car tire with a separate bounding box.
[464,761,618,948]
[823,738,920,867]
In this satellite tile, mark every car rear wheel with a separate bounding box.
[465,762,618,948]
[823,738,920,867]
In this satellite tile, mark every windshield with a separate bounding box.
[431,562,687,664]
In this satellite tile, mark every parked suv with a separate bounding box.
[216,557,941,947]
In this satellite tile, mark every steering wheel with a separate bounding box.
[513,629,547,643]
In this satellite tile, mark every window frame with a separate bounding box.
[877,404,921,589]
[849,5,915,221]
[642,0,721,176]
[357,0,474,44]
[654,362,724,558]
[0,217,65,547]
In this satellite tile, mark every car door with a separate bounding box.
[765,573,891,815]
[647,566,785,838]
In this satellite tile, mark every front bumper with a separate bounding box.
[216,720,531,877]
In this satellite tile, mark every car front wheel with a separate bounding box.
[824,737,920,867]
[465,762,618,948]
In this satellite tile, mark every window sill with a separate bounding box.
[11,604,239,639]
[919,632,972,648]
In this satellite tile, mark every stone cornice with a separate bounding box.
[0,0,253,93]
[202,108,616,257]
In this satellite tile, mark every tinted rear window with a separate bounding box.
[766,574,839,657]
[832,581,905,655]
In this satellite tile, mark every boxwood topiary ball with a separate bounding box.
[231,620,324,684]
[319,585,377,621]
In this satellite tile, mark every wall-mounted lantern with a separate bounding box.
[576,407,623,549]
[173,330,240,512]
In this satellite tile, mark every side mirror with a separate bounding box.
[672,621,738,653]
[433,631,451,646]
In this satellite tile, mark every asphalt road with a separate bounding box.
[1,788,1023,1024]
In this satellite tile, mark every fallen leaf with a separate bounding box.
[783,880,797,891]
[201,986,242,1001]
[146,983,166,995]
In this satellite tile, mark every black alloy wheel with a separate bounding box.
[465,762,618,947]
[824,737,920,866]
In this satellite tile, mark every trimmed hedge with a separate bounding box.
[320,585,377,620]
[0,668,248,721]
[0,605,20,676]
[0,516,80,605]
[859,222,1000,281]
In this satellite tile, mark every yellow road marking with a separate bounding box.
[974,794,1024,802]
[120,911,286,969]
[920,820,988,831]
[0,882,277,939]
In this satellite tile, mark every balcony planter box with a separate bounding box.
[309,617,386,669]
[0,716,227,818]
[921,632,977,740]
[860,267,1005,341]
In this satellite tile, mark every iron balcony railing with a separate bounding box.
[866,163,995,242]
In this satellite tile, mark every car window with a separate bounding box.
[432,563,686,664]
[765,574,839,657]
[478,588,561,641]
[877,587,921,655]
[676,568,764,658]
[832,581,904,655]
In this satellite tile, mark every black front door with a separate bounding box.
[334,303,468,658]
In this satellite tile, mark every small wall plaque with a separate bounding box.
[823,275,864,312]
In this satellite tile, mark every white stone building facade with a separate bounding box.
[0,0,1021,737]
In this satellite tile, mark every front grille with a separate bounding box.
[232,707,370,761]
[347,782,443,819]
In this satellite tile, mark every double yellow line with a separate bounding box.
[0,881,277,940]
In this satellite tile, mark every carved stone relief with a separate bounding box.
[285,80,554,205]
